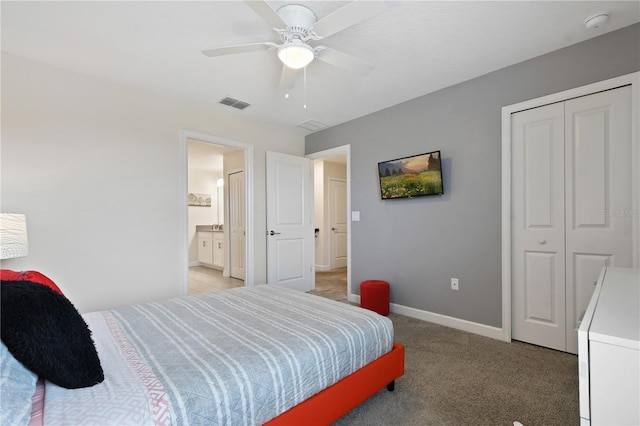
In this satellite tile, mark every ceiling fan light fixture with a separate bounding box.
[278,40,314,69]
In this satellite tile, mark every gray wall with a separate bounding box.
[305,23,640,328]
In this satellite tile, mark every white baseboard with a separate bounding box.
[188,261,200,267]
[315,264,331,272]
[348,294,505,341]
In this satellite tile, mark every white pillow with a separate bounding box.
[0,341,37,426]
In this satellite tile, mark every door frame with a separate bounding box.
[306,145,352,300]
[501,72,640,343]
[179,130,254,295]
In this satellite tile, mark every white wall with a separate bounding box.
[1,53,305,313]
[223,150,245,177]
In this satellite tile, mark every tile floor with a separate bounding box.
[188,266,349,300]
[188,266,244,295]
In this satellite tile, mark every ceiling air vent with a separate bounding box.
[295,119,329,132]
[219,97,250,110]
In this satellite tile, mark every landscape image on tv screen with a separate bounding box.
[378,150,443,199]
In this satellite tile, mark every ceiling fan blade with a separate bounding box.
[243,0,286,29]
[279,65,297,89]
[316,47,374,76]
[312,0,385,38]
[202,42,276,57]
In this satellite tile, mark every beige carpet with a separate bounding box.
[310,269,580,426]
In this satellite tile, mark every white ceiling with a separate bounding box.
[2,1,639,135]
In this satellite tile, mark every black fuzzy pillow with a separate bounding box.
[0,280,104,389]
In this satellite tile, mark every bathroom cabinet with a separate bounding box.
[197,231,224,270]
[212,231,224,269]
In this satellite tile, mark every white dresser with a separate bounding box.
[578,267,640,425]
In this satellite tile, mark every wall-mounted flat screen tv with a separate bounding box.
[378,150,443,199]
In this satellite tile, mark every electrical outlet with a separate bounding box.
[451,278,459,291]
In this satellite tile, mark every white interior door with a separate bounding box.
[512,102,567,351]
[329,178,347,269]
[266,151,314,292]
[564,86,634,353]
[511,85,636,353]
[229,170,245,280]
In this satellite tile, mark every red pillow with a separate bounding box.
[0,270,64,296]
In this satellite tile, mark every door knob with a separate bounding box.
[538,239,546,245]
[269,230,281,236]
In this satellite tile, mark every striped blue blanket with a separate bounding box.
[43,285,394,425]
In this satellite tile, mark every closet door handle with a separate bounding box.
[269,230,281,236]
[538,239,546,245]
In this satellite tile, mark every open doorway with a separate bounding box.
[182,131,253,296]
[307,146,351,303]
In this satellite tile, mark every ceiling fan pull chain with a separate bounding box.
[303,66,308,110]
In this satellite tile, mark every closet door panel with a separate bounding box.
[524,252,559,323]
[511,102,566,351]
[564,85,634,353]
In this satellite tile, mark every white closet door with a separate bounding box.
[229,170,246,280]
[329,178,347,269]
[511,102,567,351]
[512,85,636,353]
[564,85,633,353]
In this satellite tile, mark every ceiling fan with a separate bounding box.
[202,0,385,88]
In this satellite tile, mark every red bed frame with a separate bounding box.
[265,342,405,425]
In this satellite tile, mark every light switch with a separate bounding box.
[351,211,360,221]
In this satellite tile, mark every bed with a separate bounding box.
[1,278,404,425]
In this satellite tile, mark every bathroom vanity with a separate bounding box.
[196,225,224,270]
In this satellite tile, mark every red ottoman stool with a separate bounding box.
[360,280,390,315]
